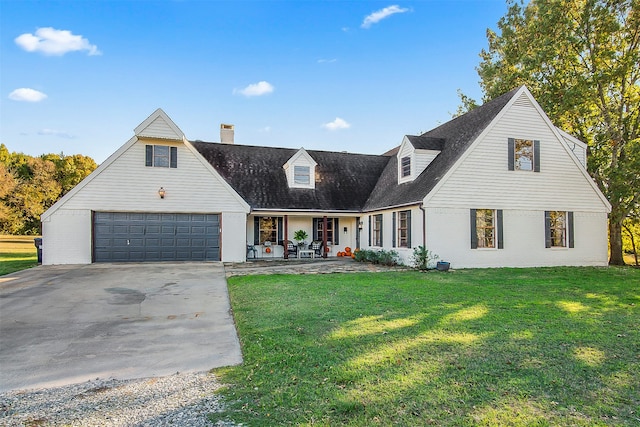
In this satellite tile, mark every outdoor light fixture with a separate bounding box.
[158,187,166,199]
[344,226,348,234]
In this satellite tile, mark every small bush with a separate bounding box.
[411,245,439,271]
[354,249,400,266]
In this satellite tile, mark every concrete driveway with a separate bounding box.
[0,263,242,392]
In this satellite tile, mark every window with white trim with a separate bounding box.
[145,145,177,168]
[294,165,310,185]
[372,214,383,246]
[397,210,410,247]
[476,209,496,248]
[508,138,540,172]
[401,156,411,177]
[545,211,574,248]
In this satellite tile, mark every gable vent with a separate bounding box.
[513,93,533,108]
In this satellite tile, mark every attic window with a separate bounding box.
[146,145,177,168]
[401,156,411,177]
[294,166,310,185]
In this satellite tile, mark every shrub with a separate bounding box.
[411,245,439,271]
[354,249,400,266]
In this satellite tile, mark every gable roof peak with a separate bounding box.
[134,108,185,141]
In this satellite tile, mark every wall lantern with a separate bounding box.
[358,221,363,230]
[158,187,166,199]
[343,226,348,234]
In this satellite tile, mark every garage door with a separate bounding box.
[94,212,220,262]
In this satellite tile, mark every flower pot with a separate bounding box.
[436,261,450,271]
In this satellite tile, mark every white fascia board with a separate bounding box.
[41,136,140,220]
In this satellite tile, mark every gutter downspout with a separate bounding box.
[419,203,426,247]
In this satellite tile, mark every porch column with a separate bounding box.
[284,215,289,259]
[322,216,328,258]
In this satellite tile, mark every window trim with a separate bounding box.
[508,138,540,172]
[545,211,574,248]
[401,156,411,178]
[294,165,311,185]
[372,214,383,247]
[470,209,503,250]
[393,210,411,248]
[145,144,177,168]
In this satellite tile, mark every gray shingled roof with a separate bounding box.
[192,87,519,213]
[191,142,390,211]
[363,87,519,211]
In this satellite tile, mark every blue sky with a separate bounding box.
[1,1,509,163]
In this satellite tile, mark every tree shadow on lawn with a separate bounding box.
[216,268,640,426]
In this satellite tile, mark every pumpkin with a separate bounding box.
[344,247,352,253]
[337,252,343,257]
[351,254,356,259]
[325,246,330,252]
[265,247,271,253]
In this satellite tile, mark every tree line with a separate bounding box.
[0,144,97,235]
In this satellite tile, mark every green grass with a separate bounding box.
[0,235,38,276]
[212,267,640,426]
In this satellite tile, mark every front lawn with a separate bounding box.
[0,235,38,276]
[213,267,640,426]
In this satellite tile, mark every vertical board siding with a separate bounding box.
[426,102,607,211]
[62,141,247,213]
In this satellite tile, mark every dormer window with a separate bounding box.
[294,166,310,185]
[284,148,317,189]
[401,156,411,177]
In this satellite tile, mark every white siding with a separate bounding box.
[42,209,92,265]
[425,207,608,268]
[426,95,608,212]
[222,212,248,262]
[136,116,181,140]
[361,206,422,266]
[44,140,249,264]
[414,150,440,176]
[61,141,247,213]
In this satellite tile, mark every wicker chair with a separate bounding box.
[310,240,324,257]
[285,240,298,258]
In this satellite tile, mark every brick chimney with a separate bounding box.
[220,124,234,144]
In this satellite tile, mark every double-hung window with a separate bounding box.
[401,156,411,177]
[294,165,310,185]
[145,145,177,168]
[508,138,540,172]
[253,217,283,245]
[371,214,383,247]
[313,218,339,245]
[393,210,411,247]
[545,211,574,248]
[470,209,503,249]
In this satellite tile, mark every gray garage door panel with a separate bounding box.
[94,212,220,262]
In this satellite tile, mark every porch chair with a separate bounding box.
[247,244,258,259]
[311,240,324,257]
[285,240,298,258]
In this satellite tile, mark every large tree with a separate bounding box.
[0,145,97,235]
[473,0,639,264]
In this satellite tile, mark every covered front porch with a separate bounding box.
[246,213,362,260]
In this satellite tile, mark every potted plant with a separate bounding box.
[293,230,309,247]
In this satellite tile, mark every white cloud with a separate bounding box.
[8,88,48,102]
[234,81,274,97]
[38,129,76,139]
[361,5,409,28]
[323,117,351,131]
[15,27,101,56]
[317,58,337,64]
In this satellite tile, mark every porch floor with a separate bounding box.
[224,257,408,277]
